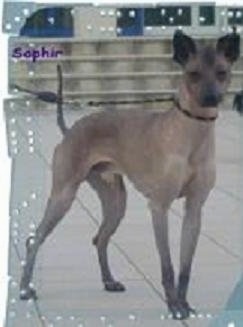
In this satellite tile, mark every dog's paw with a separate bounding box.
[104,281,126,292]
[179,300,196,317]
[169,299,196,320]
[168,300,191,320]
[20,287,38,301]
[92,234,98,246]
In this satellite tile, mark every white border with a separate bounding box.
[0,0,243,326]
[0,1,10,326]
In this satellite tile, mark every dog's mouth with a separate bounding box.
[201,101,219,108]
[200,95,222,108]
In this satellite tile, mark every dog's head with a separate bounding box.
[173,29,240,108]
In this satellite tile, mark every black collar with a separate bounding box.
[175,100,218,122]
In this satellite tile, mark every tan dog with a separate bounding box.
[20,30,240,320]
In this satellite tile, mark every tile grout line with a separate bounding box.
[215,185,243,203]
[170,207,242,262]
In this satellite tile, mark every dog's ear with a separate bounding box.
[173,30,196,65]
[216,30,240,63]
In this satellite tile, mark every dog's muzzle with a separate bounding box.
[201,93,221,107]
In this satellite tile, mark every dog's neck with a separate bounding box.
[168,83,216,158]
[177,83,219,121]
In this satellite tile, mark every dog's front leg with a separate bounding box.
[178,176,214,318]
[177,197,202,318]
[151,204,182,319]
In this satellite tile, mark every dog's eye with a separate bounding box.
[216,70,227,81]
[188,71,201,82]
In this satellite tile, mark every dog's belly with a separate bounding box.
[88,148,191,202]
[87,142,192,204]
[122,153,192,203]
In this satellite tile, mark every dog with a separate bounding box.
[19,30,240,320]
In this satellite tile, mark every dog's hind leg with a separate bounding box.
[20,144,88,300]
[87,168,127,292]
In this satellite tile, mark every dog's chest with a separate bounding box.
[123,131,213,201]
[124,150,192,200]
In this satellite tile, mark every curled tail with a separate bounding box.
[11,64,68,135]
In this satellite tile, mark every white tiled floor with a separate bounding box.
[5,109,243,327]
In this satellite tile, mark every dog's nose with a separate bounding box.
[201,93,219,107]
